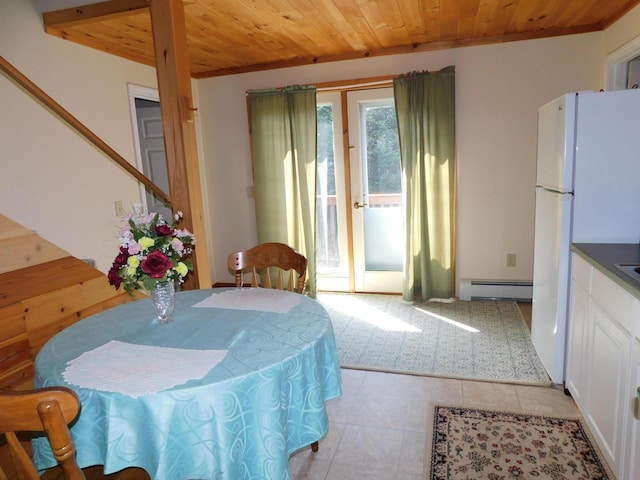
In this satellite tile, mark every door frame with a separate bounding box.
[127,84,166,215]
[315,86,404,294]
[606,34,640,90]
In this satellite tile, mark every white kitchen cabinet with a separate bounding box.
[584,300,630,475]
[566,252,639,479]
[624,341,640,480]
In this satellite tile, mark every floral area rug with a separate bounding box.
[318,293,551,385]
[427,405,613,480]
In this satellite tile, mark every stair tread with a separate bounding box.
[0,257,103,308]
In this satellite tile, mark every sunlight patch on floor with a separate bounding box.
[325,296,421,332]
[415,307,480,333]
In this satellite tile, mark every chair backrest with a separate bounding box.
[0,387,85,480]
[227,242,307,294]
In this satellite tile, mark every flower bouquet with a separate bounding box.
[108,205,195,297]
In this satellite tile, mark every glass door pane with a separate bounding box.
[316,92,349,291]
[361,100,403,272]
[348,88,404,293]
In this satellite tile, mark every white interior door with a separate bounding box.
[135,100,172,220]
[128,85,171,221]
[347,88,404,293]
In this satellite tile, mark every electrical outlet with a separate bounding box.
[246,186,255,198]
[114,200,125,216]
[507,253,516,267]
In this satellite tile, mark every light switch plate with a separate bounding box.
[115,200,125,216]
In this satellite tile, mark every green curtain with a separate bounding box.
[247,86,317,296]
[393,66,456,302]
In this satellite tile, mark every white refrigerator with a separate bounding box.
[531,89,640,384]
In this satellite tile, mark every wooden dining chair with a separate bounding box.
[0,387,85,480]
[226,243,318,451]
[227,242,307,294]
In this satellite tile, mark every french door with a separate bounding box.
[316,88,404,293]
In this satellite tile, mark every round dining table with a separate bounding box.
[32,287,342,480]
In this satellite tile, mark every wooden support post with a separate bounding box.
[148,0,211,290]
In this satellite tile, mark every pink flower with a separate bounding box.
[128,242,141,255]
[171,238,185,255]
[174,228,194,242]
[109,208,195,295]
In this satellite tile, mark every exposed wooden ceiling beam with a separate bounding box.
[42,1,154,67]
[43,0,148,30]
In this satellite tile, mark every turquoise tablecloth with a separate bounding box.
[32,288,342,480]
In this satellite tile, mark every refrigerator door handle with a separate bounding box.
[536,186,574,195]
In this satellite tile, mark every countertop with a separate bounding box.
[571,243,640,299]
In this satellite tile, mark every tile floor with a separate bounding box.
[0,369,579,480]
[2,302,578,480]
[288,368,580,480]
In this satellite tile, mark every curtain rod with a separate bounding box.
[315,76,394,92]
[246,75,395,95]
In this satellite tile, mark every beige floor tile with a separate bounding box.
[403,397,434,433]
[291,423,345,464]
[461,380,521,410]
[289,368,590,480]
[349,391,410,429]
[397,430,426,475]
[515,383,580,415]
[337,368,366,395]
[331,425,404,472]
[396,474,422,480]
[326,395,357,424]
[357,370,418,398]
[324,462,400,480]
[411,375,464,403]
[289,455,332,480]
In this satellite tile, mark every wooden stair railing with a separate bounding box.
[0,55,212,290]
[0,55,170,205]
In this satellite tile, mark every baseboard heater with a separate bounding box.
[459,279,533,301]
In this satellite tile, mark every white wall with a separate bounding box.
[3,0,640,292]
[603,4,640,55]
[197,34,604,287]
[0,0,158,273]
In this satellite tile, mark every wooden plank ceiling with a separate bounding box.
[43,0,640,78]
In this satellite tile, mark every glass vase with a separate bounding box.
[150,281,175,324]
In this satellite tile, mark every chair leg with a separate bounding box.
[311,441,319,452]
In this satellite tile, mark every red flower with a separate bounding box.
[107,264,123,289]
[155,224,173,236]
[140,251,172,278]
[107,247,130,289]
[113,246,130,266]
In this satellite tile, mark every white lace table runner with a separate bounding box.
[191,288,302,313]
[62,340,227,398]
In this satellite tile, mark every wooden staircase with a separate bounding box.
[0,214,142,391]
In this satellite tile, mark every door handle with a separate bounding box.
[353,202,368,209]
